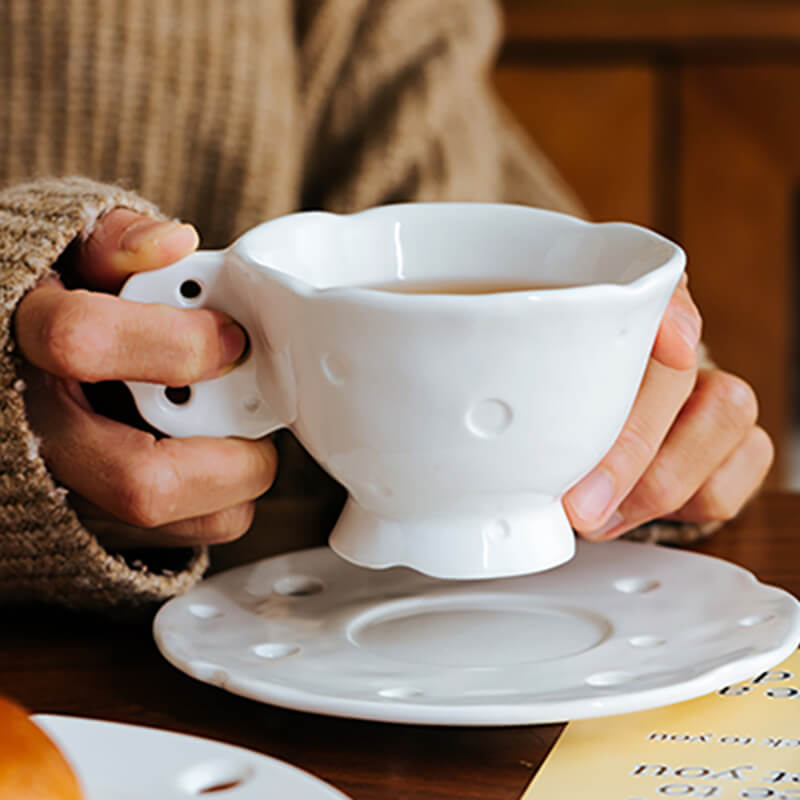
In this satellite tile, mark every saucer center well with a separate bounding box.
[347,595,609,668]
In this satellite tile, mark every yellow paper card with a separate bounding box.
[523,649,800,800]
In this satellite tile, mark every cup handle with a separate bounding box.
[120,250,286,439]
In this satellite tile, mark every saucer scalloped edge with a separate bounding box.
[33,715,351,800]
[154,540,800,726]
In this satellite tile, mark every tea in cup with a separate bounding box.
[121,203,684,579]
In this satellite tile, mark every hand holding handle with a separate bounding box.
[120,251,286,439]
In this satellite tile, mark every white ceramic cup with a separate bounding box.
[120,203,684,579]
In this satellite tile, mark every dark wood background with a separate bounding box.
[494,0,800,488]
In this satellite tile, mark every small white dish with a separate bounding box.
[154,540,800,726]
[33,715,350,800]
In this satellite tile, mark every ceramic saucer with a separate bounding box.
[154,540,800,726]
[33,715,350,799]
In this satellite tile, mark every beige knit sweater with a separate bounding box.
[0,0,709,612]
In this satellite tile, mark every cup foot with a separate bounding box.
[328,497,576,579]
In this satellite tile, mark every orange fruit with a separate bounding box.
[0,696,82,800]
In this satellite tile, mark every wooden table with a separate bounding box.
[2,491,798,800]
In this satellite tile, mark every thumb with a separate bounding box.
[76,209,199,292]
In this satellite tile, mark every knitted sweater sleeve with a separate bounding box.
[298,0,720,545]
[0,177,208,611]
[298,0,585,214]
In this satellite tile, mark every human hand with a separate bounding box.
[15,210,277,549]
[562,273,773,540]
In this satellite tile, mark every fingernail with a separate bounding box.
[221,322,247,365]
[569,467,616,525]
[584,511,625,541]
[119,219,187,254]
[673,307,700,352]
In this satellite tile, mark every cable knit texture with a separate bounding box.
[0,0,712,611]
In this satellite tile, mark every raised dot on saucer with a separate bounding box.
[188,603,222,619]
[378,687,423,699]
[739,614,774,627]
[628,635,665,648]
[614,577,660,594]
[252,643,300,659]
[273,575,325,597]
[586,671,634,687]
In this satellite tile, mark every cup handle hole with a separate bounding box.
[179,279,204,300]
[165,386,192,406]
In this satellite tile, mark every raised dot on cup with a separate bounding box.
[613,577,660,594]
[243,395,261,413]
[321,353,348,385]
[465,398,513,439]
[366,482,393,498]
[252,642,300,659]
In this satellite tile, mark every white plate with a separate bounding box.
[154,540,800,726]
[33,715,350,800]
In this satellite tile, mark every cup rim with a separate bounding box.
[235,202,686,304]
